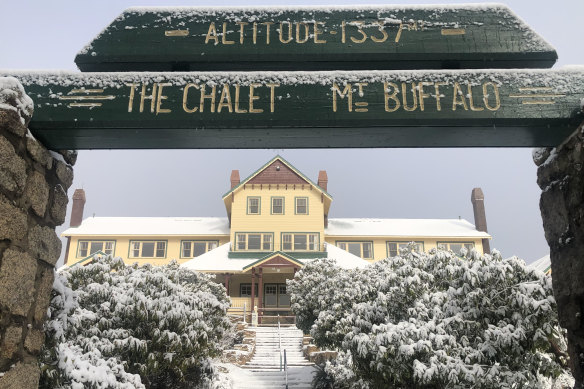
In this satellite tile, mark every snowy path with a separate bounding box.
[230,326,316,388]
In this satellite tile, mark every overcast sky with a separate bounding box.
[1,0,582,266]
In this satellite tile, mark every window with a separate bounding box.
[77,240,115,257]
[181,241,219,258]
[387,241,424,258]
[337,241,373,259]
[437,242,474,254]
[234,233,273,251]
[295,197,308,214]
[240,283,258,297]
[282,233,319,251]
[271,197,284,214]
[247,197,261,214]
[129,241,166,258]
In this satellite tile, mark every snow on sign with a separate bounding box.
[7,68,584,149]
[74,5,557,72]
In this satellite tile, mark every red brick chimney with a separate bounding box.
[471,187,490,254]
[70,189,86,227]
[230,170,240,189]
[318,170,328,191]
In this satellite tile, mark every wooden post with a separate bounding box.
[258,268,264,324]
[224,273,231,296]
[251,268,256,312]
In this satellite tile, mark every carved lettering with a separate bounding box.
[332,83,352,112]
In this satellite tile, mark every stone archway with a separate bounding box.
[0,78,75,388]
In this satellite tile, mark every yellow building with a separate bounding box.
[62,156,491,317]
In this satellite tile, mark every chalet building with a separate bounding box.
[62,156,491,315]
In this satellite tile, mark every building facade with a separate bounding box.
[62,156,491,315]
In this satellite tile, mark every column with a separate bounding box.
[251,268,256,310]
[0,78,76,388]
[258,268,264,310]
[258,268,264,324]
[224,273,230,296]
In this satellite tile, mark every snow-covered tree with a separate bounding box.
[290,249,571,388]
[39,256,232,389]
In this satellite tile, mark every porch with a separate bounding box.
[220,252,302,325]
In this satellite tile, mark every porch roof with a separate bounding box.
[180,242,369,273]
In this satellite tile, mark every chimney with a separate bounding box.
[70,189,86,227]
[471,187,490,254]
[318,170,328,191]
[230,170,240,189]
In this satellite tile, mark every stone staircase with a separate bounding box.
[235,326,316,388]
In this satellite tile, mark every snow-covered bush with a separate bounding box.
[39,255,232,389]
[290,249,571,388]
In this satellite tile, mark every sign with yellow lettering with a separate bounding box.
[75,5,557,72]
[9,69,584,149]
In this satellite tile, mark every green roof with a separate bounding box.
[241,250,305,271]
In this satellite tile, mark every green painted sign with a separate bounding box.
[6,67,584,149]
[8,69,584,149]
[75,5,557,72]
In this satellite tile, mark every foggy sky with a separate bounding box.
[1,0,582,266]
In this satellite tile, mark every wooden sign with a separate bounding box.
[7,68,584,149]
[75,5,557,72]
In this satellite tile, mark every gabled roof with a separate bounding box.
[241,251,304,272]
[222,155,332,200]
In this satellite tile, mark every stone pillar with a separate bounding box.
[0,77,76,388]
[535,122,584,386]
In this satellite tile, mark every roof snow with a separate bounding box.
[528,254,551,274]
[326,218,491,238]
[62,217,230,237]
[62,216,489,239]
[181,242,368,272]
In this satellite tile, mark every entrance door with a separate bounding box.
[278,284,290,307]
[264,284,278,308]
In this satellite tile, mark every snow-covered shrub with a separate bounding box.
[290,250,571,388]
[40,256,232,389]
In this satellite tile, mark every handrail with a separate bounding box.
[278,314,282,371]
[277,314,289,388]
[284,348,288,389]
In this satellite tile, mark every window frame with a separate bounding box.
[247,196,261,215]
[271,196,285,215]
[294,197,309,215]
[281,232,320,251]
[76,240,116,258]
[386,241,425,258]
[234,232,274,251]
[128,240,168,259]
[180,240,220,259]
[240,283,259,297]
[336,241,374,259]
[437,241,475,253]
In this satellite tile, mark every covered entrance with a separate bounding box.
[242,252,302,325]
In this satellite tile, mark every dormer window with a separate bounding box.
[247,196,261,214]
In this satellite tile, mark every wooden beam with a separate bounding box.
[74,5,557,71]
[6,69,584,149]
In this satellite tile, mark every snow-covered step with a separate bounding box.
[234,326,315,388]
